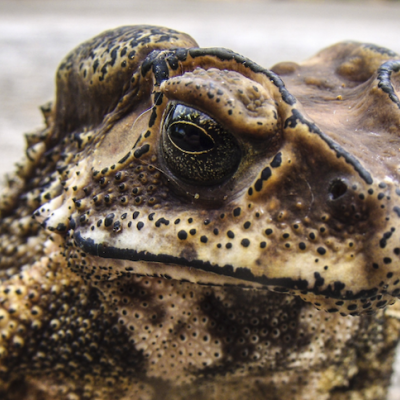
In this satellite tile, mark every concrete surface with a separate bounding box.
[1,0,400,398]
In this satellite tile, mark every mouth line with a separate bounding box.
[74,230,379,302]
[75,230,268,284]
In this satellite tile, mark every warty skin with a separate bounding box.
[1,26,400,399]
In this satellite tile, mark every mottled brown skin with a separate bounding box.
[1,26,400,400]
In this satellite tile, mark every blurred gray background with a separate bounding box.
[1,0,400,398]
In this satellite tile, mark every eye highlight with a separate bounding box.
[167,121,215,153]
[161,103,241,185]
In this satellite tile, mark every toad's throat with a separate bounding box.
[74,230,379,301]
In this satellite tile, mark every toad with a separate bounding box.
[1,25,400,400]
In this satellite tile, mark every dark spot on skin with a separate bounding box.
[227,231,235,239]
[314,272,324,287]
[56,223,66,232]
[241,239,250,247]
[380,230,394,248]
[134,144,150,159]
[376,300,388,308]
[113,221,121,232]
[149,108,157,127]
[254,179,263,192]
[265,229,273,235]
[154,92,164,105]
[137,222,144,231]
[270,152,282,168]
[200,236,208,243]
[155,218,169,227]
[104,213,115,227]
[299,242,306,250]
[261,167,272,181]
[178,230,187,240]
[233,208,241,217]
[93,59,99,73]
[118,152,131,164]
[317,247,326,255]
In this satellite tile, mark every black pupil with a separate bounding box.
[169,122,214,152]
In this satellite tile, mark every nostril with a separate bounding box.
[329,179,348,200]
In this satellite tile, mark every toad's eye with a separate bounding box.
[161,104,241,185]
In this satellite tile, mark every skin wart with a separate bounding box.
[1,25,400,399]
